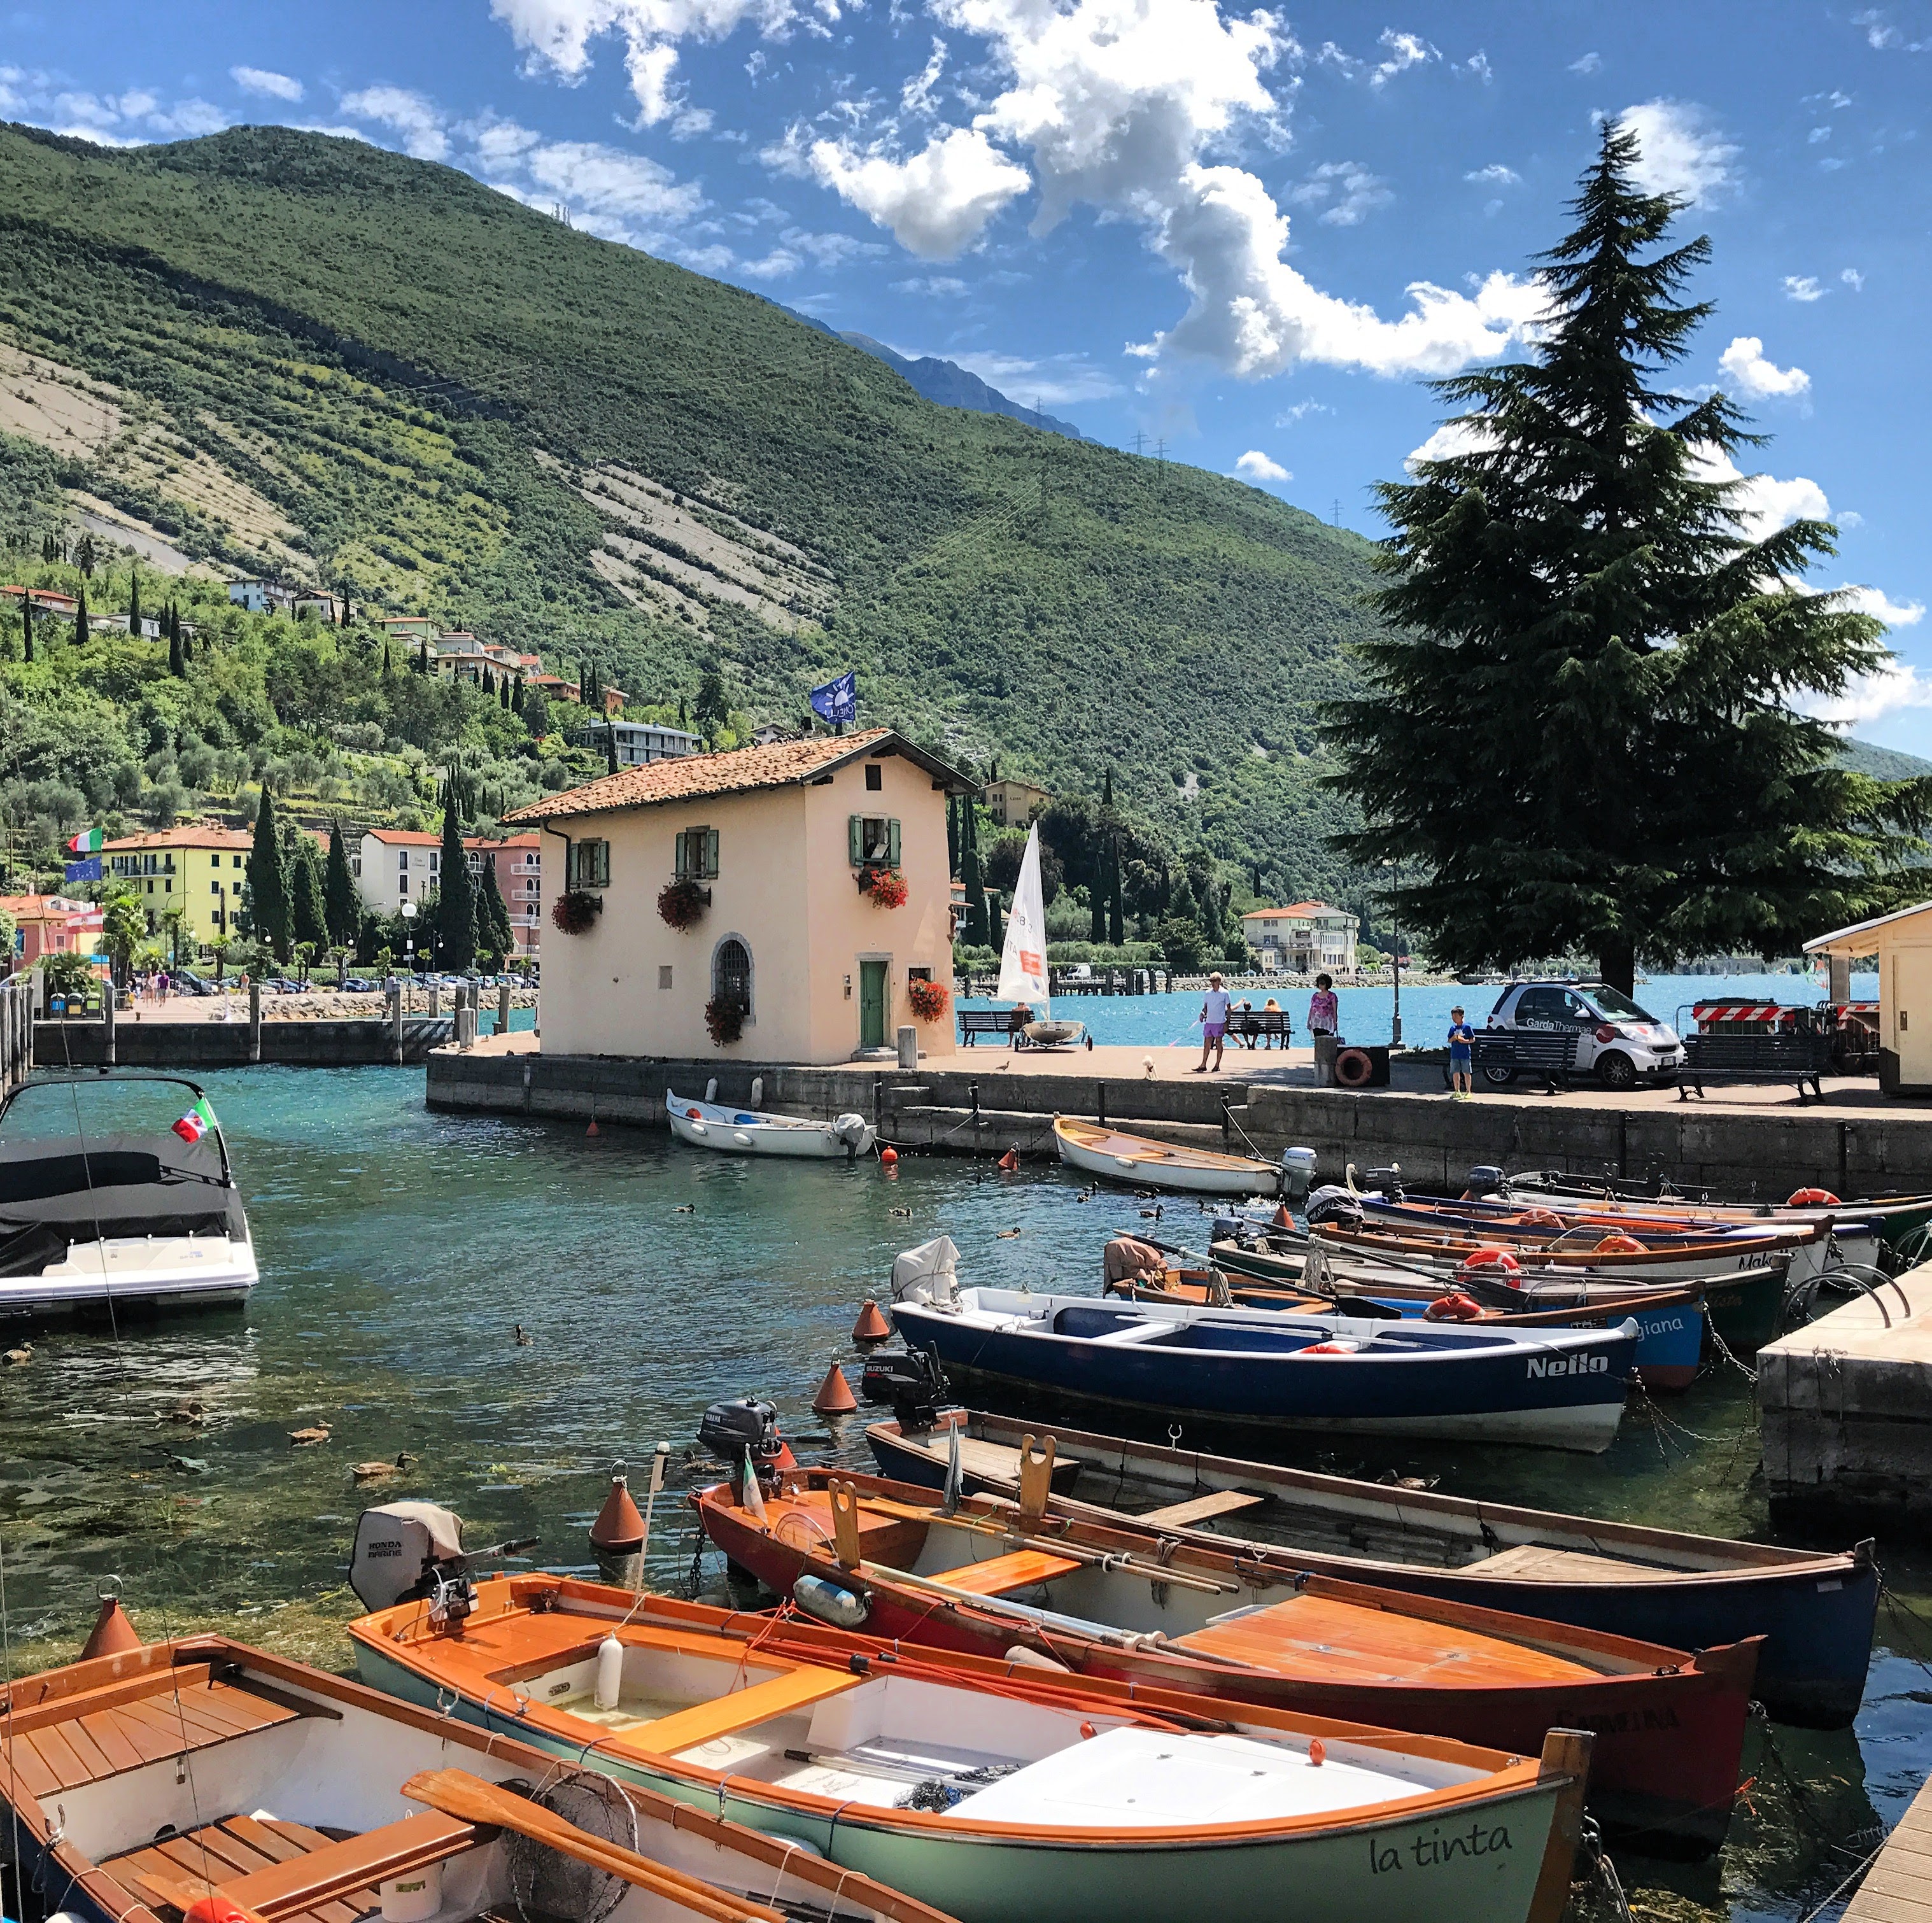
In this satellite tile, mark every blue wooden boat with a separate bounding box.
[887,1239,1638,1453]
[861,1405,1879,1728]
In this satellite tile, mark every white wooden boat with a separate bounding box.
[1054,1114,1282,1195]
[0,1074,256,1317]
[667,1088,875,1158]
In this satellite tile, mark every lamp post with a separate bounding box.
[400,900,418,1013]
[1383,860,1402,1048]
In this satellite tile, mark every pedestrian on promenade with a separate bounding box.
[1447,1005,1476,1100]
[1308,973,1339,1039]
[1195,971,1231,1073]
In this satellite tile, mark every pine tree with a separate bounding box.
[323,819,359,948]
[437,805,476,970]
[476,852,514,959]
[1325,121,1922,992]
[73,586,88,647]
[290,835,329,952]
[247,785,292,962]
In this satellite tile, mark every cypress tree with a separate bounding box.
[247,785,292,962]
[1108,835,1125,947]
[499,674,511,710]
[578,658,590,705]
[323,819,359,948]
[437,805,476,970]
[290,836,329,952]
[476,852,514,959]
[1102,767,1114,810]
[20,592,31,663]
[947,796,959,879]
[127,567,141,641]
[73,586,88,647]
[415,636,429,675]
[1325,120,1922,992]
[167,606,185,677]
[605,719,620,774]
[961,798,987,946]
[1089,861,1105,943]
[381,636,393,679]
[987,885,1004,954]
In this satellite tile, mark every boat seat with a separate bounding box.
[1138,1489,1266,1529]
[1476,1544,1668,1582]
[937,1549,1083,1595]
[605,1663,863,1757]
[1087,1321,1176,1346]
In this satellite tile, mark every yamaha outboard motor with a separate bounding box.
[859,1348,950,1431]
[1463,1164,1505,1199]
[1358,1166,1404,1201]
[1304,1184,1364,1228]
[698,1397,793,1477]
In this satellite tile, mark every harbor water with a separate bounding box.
[0,1062,1927,1922]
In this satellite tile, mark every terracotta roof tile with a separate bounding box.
[1241,901,1352,920]
[104,824,256,852]
[505,728,970,824]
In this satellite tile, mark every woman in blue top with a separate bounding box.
[1447,1005,1476,1101]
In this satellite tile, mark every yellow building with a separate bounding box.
[104,824,256,947]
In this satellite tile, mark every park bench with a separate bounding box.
[1680,1032,1831,1102]
[1226,1009,1293,1049]
[1473,1031,1581,1094]
[958,1007,1027,1046]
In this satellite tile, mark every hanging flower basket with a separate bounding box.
[906,976,950,1022]
[705,995,747,1048]
[859,866,909,910]
[552,889,602,935]
[658,877,707,931]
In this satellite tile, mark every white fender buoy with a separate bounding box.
[595,1632,624,1709]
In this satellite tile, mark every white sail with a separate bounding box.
[995,822,1051,1015]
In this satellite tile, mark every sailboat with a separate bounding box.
[999,823,1083,1047]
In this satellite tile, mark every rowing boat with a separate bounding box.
[1054,1115,1283,1196]
[666,1087,875,1159]
[0,1620,948,1923]
[861,1405,1878,1728]
[349,1572,1593,1923]
[695,1467,1756,1855]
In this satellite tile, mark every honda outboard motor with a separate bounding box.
[859,1348,950,1430]
[349,1502,467,1613]
[1304,1184,1364,1228]
[1278,1146,1318,1209]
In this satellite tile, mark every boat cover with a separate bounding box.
[0,1131,245,1265]
[892,1236,960,1305]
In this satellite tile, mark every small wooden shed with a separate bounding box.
[1805,901,1932,1094]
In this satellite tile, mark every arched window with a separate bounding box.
[712,937,752,1017]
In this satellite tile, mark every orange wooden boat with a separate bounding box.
[693,1465,1758,1857]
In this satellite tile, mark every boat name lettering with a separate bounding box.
[1525,1353,1609,1378]
[1367,1824,1514,1875]
[1741,1253,1780,1269]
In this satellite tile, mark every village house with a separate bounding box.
[353,828,544,957]
[0,894,105,968]
[227,576,298,616]
[1241,901,1360,974]
[1,586,80,619]
[565,718,700,767]
[1806,905,1932,1095]
[505,728,971,1062]
[104,824,257,944]
[432,631,542,686]
[982,776,1050,828]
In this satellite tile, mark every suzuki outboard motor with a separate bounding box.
[1463,1164,1505,1199]
[859,1348,950,1430]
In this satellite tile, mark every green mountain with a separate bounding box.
[1838,739,1932,782]
[0,120,1384,913]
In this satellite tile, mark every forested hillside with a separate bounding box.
[0,119,1383,919]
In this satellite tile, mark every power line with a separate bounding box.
[1131,431,1147,457]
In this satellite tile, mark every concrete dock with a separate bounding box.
[1761,1265,1932,1536]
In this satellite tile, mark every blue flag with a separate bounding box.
[810,671,857,724]
[64,856,102,883]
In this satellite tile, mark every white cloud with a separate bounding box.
[1404,419,1494,472]
[1465,162,1519,185]
[1274,398,1329,425]
[1618,99,1738,206]
[150,99,228,136]
[892,274,970,295]
[1369,30,1436,87]
[1288,160,1391,227]
[231,66,304,102]
[1840,509,1865,528]
[1691,444,1830,541]
[1235,449,1290,481]
[1569,51,1601,74]
[1803,663,1932,728]
[1718,335,1811,400]
[38,84,227,141]
[1838,584,1926,627]
[1458,51,1492,83]
[523,137,703,217]
[1782,274,1827,302]
[943,348,1119,405]
[798,124,1030,258]
[903,36,947,114]
[341,85,451,160]
[1842,267,1865,291]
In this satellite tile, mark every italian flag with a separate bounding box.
[172,1097,217,1145]
[66,828,104,854]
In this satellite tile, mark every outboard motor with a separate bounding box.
[349,1502,469,1614]
[1278,1146,1318,1209]
[1463,1164,1505,1199]
[1304,1183,1364,1229]
[859,1348,950,1430]
[1211,1214,1246,1246]
[698,1397,794,1478]
[1358,1165,1404,1201]
[833,1113,870,1151]
[890,1234,960,1307]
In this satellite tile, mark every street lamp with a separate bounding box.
[400,900,418,1008]
[1382,859,1402,1048]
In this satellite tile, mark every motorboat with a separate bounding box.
[0,1073,256,1317]
[667,1088,875,1159]
[1054,1115,1285,1196]
[695,1465,1757,1854]
[859,1398,1877,1728]
[348,1569,1596,1923]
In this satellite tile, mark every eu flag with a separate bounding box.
[64,857,102,883]
[810,671,857,724]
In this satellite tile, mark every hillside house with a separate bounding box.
[505,728,971,1062]
[566,719,700,767]
[432,631,542,685]
[227,577,298,615]
[354,829,543,955]
[982,777,1050,828]
[1241,901,1359,974]
[382,616,441,647]
[1,587,80,618]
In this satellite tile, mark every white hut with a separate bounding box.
[1805,902,1932,1095]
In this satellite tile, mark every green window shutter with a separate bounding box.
[887,819,901,866]
[706,828,719,878]
[564,840,576,889]
[674,832,687,878]
[849,814,863,865]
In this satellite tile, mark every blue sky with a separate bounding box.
[4,1,1930,746]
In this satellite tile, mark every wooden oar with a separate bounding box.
[400,1769,784,1923]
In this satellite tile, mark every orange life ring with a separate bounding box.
[1593,1233,1647,1254]
[1458,1246,1520,1272]
[1301,1339,1362,1355]
[1425,1292,1485,1321]
[1517,1207,1565,1230]
[1787,1187,1840,1207]
[1334,1048,1374,1088]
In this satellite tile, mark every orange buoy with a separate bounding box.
[880,1146,899,1167]
[1593,1233,1646,1254]
[1272,1203,1294,1229]
[852,1300,892,1345]
[79,1591,142,1661]
[813,1362,858,1416]
[185,1898,269,1923]
[1788,1187,1841,1207]
[1458,1246,1520,1273]
[586,1117,600,1137]
[998,1148,1020,1173]
[1080,1721,1097,1740]
[589,1467,646,1553]
[1308,1736,1326,1768]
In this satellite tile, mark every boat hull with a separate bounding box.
[667,1088,875,1158]
[351,1639,1572,1923]
[1055,1116,1281,1196]
[0,1231,257,1316]
[866,1414,1877,1728]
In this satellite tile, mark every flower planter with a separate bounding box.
[551,890,602,935]
[858,866,909,910]
[906,977,950,1023]
[658,878,709,931]
[705,995,746,1048]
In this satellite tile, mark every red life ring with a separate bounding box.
[1425,1292,1484,1321]
[1458,1246,1520,1272]
[1301,1339,1362,1355]
[1334,1048,1374,1088]
[1593,1233,1647,1254]
[686,1107,703,1119]
[1787,1187,1840,1207]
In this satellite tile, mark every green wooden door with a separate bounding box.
[859,959,888,1049]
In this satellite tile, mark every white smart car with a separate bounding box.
[1483,980,1683,1089]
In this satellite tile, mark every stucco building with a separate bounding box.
[506,728,971,1062]
[1241,901,1359,973]
[105,825,256,945]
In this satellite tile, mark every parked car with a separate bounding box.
[343,976,376,993]
[1483,979,1682,1089]
[168,969,218,996]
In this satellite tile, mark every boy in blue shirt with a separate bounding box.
[1447,1006,1475,1100]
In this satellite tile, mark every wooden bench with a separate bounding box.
[939,1548,1084,1595]
[958,1008,1026,1046]
[1473,1031,1580,1094]
[1681,1032,1831,1102]
[1226,1009,1292,1049]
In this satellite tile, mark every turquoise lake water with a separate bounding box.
[0,1062,1925,1921]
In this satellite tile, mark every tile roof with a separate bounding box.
[365,828,545,849]
[505,727,971,825]
[105,824,256,852]
[1241,901,1351,920]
